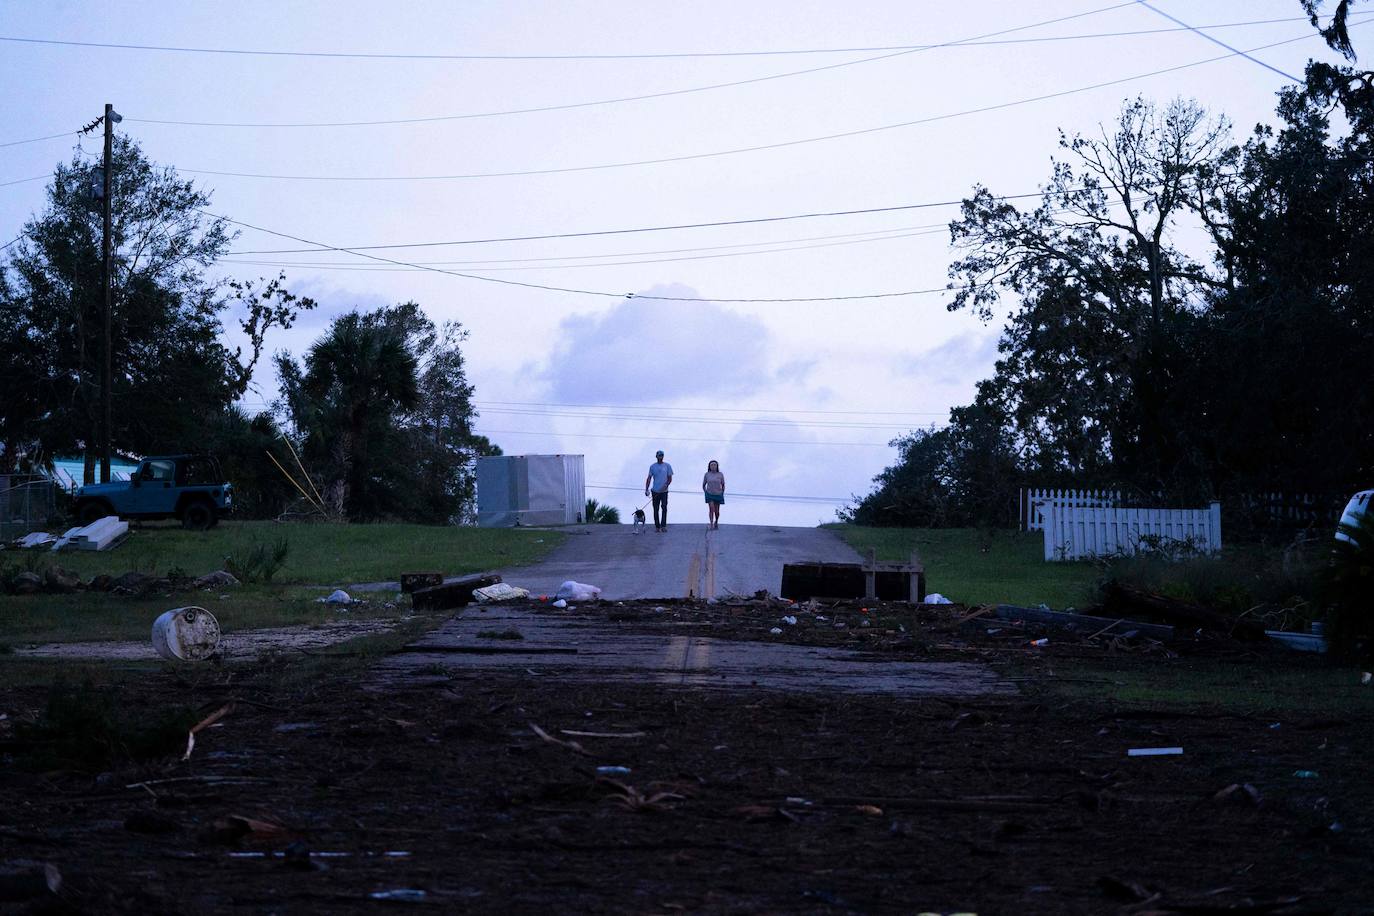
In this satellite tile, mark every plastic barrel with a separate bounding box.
[151,606,222,660]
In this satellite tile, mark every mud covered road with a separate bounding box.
[3,600,1371,914]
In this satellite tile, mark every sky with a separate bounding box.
[0,1,1361,525]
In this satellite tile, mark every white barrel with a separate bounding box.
[151,606,222,660]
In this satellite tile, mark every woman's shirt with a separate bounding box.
[703,470,725,495]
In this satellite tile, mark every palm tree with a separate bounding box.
[300,312,418,517]
[584,498,621,524]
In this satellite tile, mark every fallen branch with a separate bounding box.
[528,722,591,756]
[183,702,234,761]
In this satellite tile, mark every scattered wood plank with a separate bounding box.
[994,604,1174,641]
[394,645,577,656]
[411,573,503,610]
[1100,583,1264,640]
[400,572,444,594]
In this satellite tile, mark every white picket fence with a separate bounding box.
[1039,500,1222,561]
[1019,487,1121,531]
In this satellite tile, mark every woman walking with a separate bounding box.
[702,460,725,529]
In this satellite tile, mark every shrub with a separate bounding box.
[224,536,291,584]
[584,499,620,524]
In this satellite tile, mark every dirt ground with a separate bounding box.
[3,600,1372,914]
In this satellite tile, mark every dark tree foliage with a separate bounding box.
[0,138,313,477]
[850,9,1374,527]
[276,303,497,523]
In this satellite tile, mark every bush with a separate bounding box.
[1096,539,1322,629]
[224,536,291,584]
[584,499,620,524]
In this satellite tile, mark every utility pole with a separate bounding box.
[99,103,119,483]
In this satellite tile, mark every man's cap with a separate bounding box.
[655,450,664,457]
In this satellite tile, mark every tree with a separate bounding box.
[0,137,312,476]
[843,393,1019,529]
[945,97,1231,493]
[277,302,494,522]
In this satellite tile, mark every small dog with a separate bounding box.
[632,507,647,534]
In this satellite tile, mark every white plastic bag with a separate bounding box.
[554,580,602,601]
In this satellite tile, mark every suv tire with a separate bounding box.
[76,500,113,526]
[181,501,216,531]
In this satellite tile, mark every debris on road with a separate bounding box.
[400,572,444,593]
[473,583,530,602]
[994,604,1174,641]
[411,573,503,610]
[555,580,602,602]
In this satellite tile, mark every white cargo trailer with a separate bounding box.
[476,454,586,527]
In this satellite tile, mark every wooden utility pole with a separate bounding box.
[99,103,115,483]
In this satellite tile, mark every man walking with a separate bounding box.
[644,449,674,532]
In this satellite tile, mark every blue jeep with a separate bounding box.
[73,455,234,530]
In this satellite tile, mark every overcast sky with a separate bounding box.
[1,1,1360,525]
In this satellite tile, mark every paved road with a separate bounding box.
[379,605,1011,697]
[493,523,863,601]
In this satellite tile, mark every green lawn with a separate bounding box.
[1029,657,1374,715]
[1,521,563,645]
[827,525,1100,608]
[0,586,416,646]
[14,520,563,585]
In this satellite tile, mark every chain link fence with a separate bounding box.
[0,474,59,542]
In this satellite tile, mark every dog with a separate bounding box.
[632,507,647,534]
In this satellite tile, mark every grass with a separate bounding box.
[0,585,411,645]
[1,520,563,645]
[14,519,563,585]
[828,525,1100,608]
[1027,657,1374,716]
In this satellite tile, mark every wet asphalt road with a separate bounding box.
[493,523,863,601]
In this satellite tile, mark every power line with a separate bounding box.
[1135,1,1301,81]
[240,397,949,420]
[221,225,950,273]
[0,12,1314,66]
[0,130,85,149]
[223,198,1126,271]
[113,16,1310,131]
[477,406,913,431]
[588,483,850,505]
[476,399,949,418]
[201,206,970,302]
[0,4,1141,63]
[474,428,897,448]
[0,175,49,189]
[226,193,1050,255]
[174,27,1343,183]
[222,222,948,267]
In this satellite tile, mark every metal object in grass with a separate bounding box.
[151,606,222,660]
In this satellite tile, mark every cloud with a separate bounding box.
[535,284,775,402]
[890,331,1001,386]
